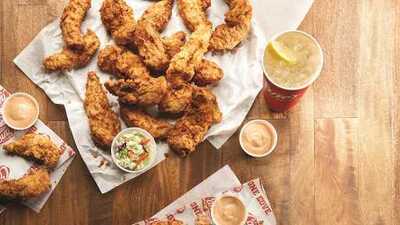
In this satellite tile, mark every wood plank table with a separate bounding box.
[1,0,399,224]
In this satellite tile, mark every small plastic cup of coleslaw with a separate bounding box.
[111,127,157,173]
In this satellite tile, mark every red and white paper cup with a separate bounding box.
[262,30,323,112]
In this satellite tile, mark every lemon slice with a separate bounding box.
[269,41,297,64]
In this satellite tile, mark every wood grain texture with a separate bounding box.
[0,0,399,225]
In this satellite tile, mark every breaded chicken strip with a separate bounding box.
[60,0,91,50]
[139,0,174,32]
[98,45,150,79]
[177,0,211,32]
[120,105,172,139]
[0,168,51,200]
[162,31,187,59]
[43,30,100,72]
[193,59,224,86]
[100,0,136,46]
[159,83,193,114]
[209,0,252,52]
[133,22,170,71]
[84,72,121,149]
[166,24,212,86]
[105,77,168,106]
[167,87,222,156]
[3,133,61,169]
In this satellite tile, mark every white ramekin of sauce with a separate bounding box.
[239,120,278,158]
[211,193,248,225]
[2,92,39,130]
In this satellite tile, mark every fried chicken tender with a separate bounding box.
[120,105,172,139]
[100,0,136,46]
[0,168,51,200]
[162,31,187,59]
[159,83,193,114]
[105,77,168,106]
[133,22,170,71]
[3,133,61,169]
[177,0,211,32]
[60,0,91,50]
[84,72,121,149]
[166,24,212,86]
[43,30,100,72]
[139,0,174,32]
[167,87,222,157]
[98,45,150,79]
[193,59,224,86]
[209,0,252,52]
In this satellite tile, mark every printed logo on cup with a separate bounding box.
[0,165,10,180]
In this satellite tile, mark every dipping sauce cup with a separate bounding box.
[211,193,248,225]
[262,30,323,112]
[2,92,39,130]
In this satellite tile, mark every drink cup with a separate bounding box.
[262,30,323,112]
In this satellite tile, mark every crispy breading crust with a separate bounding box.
[98,45,150,79]
[120,105,172,139]
[162,31,187,59]
[0,168,51,200]
[84,72,121,149]
[3,133,61,169]
[167,87,222,157]
[177,0,210,32]
[193,59,223,86]
[60,0,91,50]
[209,0,252,52]
[166,24,212,86]
[133,23,170,71]
[43,30,100,72]
[159,83,193,114]
[139,0,174,32]
[105,77,168,106]
[100,0,136,46]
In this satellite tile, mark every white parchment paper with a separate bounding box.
[13,0,314,193]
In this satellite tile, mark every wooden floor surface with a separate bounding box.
[0,0,399,224]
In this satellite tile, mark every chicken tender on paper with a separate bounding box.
[100,0,136,46]
[3,133,61,169]
[154,220,185,225]
[133,22,170,71]
[60,0,91,50]
[120,105,172,139]
[0,168,51,200]
[162,31,187,59]
[177,0,211,32]
[105,77,168,106]
[98,45,150,79]
[209,0,252,52]
[167,87,222,157]
[193,59,224,86]
[166,24,212,85]
[139,0,174,32]
[84,72,121,149]
[43,30,100,72]
[159,83,193,114]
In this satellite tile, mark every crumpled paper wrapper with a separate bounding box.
[133,165,276,225]
[0,86,76,213]
[13,0,314,193]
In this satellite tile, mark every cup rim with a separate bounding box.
[210,193,248,225]
[262,30,324,91]
[1,92,40,131]
[239,119,278,158]
[110,127,157,174]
